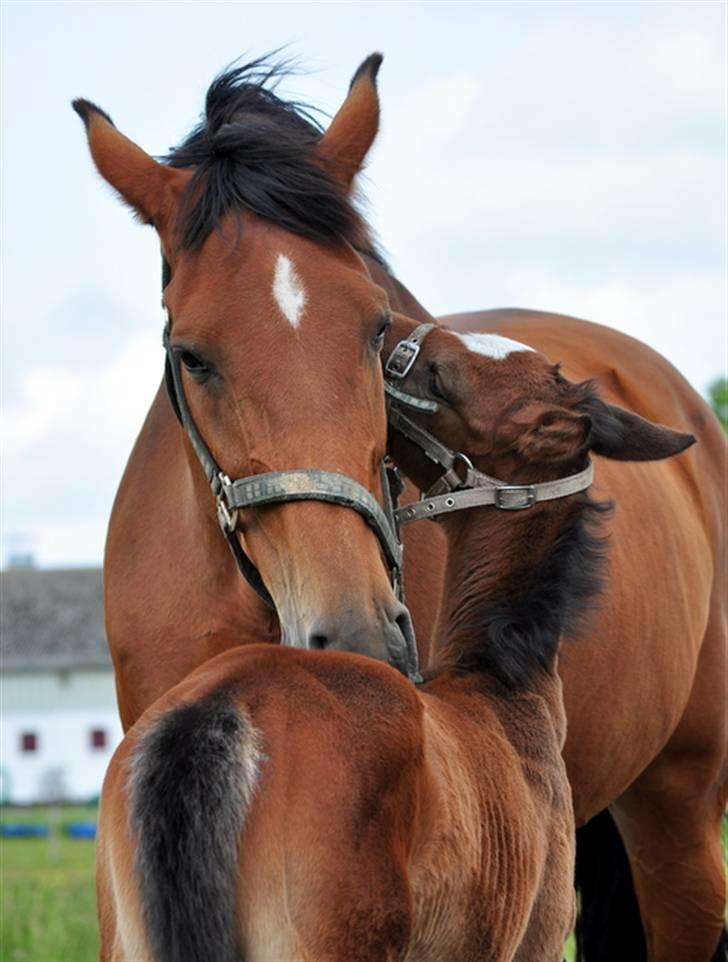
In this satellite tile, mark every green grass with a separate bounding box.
[0,806,98,962]
[0,807,725,962]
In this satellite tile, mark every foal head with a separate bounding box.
[385,315,695,685]
[387,317,695,485]
[73,56,417,673]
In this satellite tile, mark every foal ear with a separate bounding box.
[72,99,189,232]
[586,396,696,461]
[521,408,592,463]
[500,404,592,464]
[318,53,383,188]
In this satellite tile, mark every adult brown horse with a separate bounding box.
[77,56,726,960]
[73,55,423,701]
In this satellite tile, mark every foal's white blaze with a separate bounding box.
[273,254,307,329]
[454,331,534,360]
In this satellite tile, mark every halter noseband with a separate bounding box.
[384,323,594,525]
[162,317,404,608]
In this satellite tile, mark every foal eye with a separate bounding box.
[372,315,391,351]
[429,364,448,401]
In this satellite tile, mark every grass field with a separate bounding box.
[0,806,97,962]
[1,807,726,962]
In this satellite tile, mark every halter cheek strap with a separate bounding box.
[162,322,404,607]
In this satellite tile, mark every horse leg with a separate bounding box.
[613,767,725,962]
[612,601,727,962]
[574,809,646,962]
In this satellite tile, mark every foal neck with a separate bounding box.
[430,492,608,691]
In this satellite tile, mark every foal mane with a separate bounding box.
[165,55,384,261]
[434,373,616,691]
[438,493,611,691]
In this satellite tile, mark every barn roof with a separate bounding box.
[1,568,110,672]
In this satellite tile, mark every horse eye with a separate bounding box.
[178,350,210,381]
[372,315,391,351]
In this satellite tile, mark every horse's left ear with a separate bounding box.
[586,396,696,461]
[318,53,382,188]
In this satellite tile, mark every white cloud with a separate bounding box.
[3,334,161,567]
[3,371,83,455]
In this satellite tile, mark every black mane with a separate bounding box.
[438,494,611,690]
[165,55,381,259]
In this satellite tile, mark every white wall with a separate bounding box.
[0,669,123,804]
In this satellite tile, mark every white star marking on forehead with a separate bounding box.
[453,331,534,360]
[272,254,307,329]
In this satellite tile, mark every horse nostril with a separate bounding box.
[308,633,328,651]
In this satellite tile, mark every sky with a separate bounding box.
[2,1,725,568]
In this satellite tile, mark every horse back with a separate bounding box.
[442,308,727,819]
[443,308,725,514]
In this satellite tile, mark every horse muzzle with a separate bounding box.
[283,600,420,682]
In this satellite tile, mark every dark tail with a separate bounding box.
[574,809,646,962]
[130,690,261,962]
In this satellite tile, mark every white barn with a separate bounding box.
[1,567,122,804]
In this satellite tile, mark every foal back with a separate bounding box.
[97,646,574,962]
[97,646,423,962]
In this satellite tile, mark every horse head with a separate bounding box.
[73,56,418,676]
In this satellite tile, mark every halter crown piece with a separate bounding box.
[383,323,594,525]
[161,309,404,609]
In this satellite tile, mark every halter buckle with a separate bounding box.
[494,485,537,510]
[385,339,421,379]
[216,474,239,531]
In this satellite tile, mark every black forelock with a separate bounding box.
[163,53,384,261]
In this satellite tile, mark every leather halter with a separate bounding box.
[162,317,404,607]
[384,324,594,525]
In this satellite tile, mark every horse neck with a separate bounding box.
[429,493,607,693]
[362,256,435,323]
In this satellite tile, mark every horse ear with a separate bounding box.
[503,405,592,465]
[317,53,383,188]
[586,396,696,461]
[72,99,189,232]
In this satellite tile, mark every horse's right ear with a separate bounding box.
[72,99,189,233]
[317,53,383,188]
